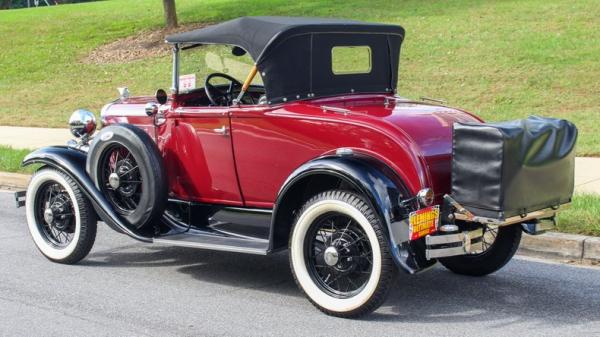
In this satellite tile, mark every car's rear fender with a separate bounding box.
[270,153,434,274]
[21,146,152,242]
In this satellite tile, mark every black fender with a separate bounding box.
[22,146,152,243]
[270,153,434,274]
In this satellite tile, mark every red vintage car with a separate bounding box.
[16,17,577,317]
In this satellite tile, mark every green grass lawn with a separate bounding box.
[0,0,598,155]
[556,194,600,236]
[0,146,36,174]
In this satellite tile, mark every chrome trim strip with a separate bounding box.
[171,44,180,93]
[222,206,273,214]
[425,229,482,246]
[426,246,466,259]
[100,107,149,117]
[320,105,352,115]
[153,238,268,255]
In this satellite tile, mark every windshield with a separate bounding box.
[178,45,262,92]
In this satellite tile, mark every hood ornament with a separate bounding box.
[117,87,130,100]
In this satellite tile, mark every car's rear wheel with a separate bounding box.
[289,190,396,318]
[439,224,522,276]
[87,124,167,229]
[25,168,97,264]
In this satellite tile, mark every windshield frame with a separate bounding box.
[170,43,260,97]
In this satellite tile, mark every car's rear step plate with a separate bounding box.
[153,232,269,255]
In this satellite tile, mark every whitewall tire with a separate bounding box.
[289,190,396,318]
[26,168,97,264]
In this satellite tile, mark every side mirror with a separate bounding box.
[145,102,158,116]
[155,89,168,105]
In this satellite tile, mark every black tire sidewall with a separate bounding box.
[87,124,167,228]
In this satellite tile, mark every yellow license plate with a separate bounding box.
[409,205,440,240]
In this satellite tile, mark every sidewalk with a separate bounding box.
[574,157,600,194]
[0,126,598,194]
[0,126,72,150]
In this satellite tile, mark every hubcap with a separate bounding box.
[43,208,54,225]
[108,172,120,189]
[324,246,340,266]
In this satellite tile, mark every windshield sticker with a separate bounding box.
[179,74,196,91]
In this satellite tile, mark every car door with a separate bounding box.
[230,105,335,209]
[167,105,243,206]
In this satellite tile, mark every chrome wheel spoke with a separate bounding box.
[306,213,372,298]
[35,181,75,248]
[100,145,142,214]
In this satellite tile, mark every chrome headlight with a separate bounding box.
[69,109,97,138]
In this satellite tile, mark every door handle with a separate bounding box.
[213,125,229,136]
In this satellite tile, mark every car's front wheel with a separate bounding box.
[289,190,396,318]
[25,168,97,264]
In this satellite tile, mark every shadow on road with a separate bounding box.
[83,244,600,325]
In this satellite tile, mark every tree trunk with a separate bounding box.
[162,0,178,29]
[0,0,13,10]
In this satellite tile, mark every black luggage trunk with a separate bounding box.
[451,116,577,220]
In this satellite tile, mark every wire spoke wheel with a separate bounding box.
[34,181,76,248]
[305,212,373,298]
[290,190,396,318]
[98,144,142,215]
[470,225,499,255]
[27,168,97,264]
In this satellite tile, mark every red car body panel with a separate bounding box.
[101,93,482,208]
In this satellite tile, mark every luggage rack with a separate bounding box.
[424,195,566,260]
[443,194,566,226]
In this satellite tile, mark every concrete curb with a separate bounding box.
[0,171,598,264]
[518,232,599,265]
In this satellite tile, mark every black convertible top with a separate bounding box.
[166,17,406,103]
[166,16,405,63]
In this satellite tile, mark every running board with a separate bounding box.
[153,232,269,255]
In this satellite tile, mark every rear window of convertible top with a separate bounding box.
[331,46,372,75]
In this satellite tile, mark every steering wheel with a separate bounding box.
[204,73,243,106]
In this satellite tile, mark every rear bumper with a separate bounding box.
[424,194,564,260]
[425,228,483,260]
[14,190,25,208]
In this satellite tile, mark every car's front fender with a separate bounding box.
[22,146,152,242]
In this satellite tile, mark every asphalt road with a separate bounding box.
[0,191,598,337]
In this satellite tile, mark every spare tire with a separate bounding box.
[87,124,167,229]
